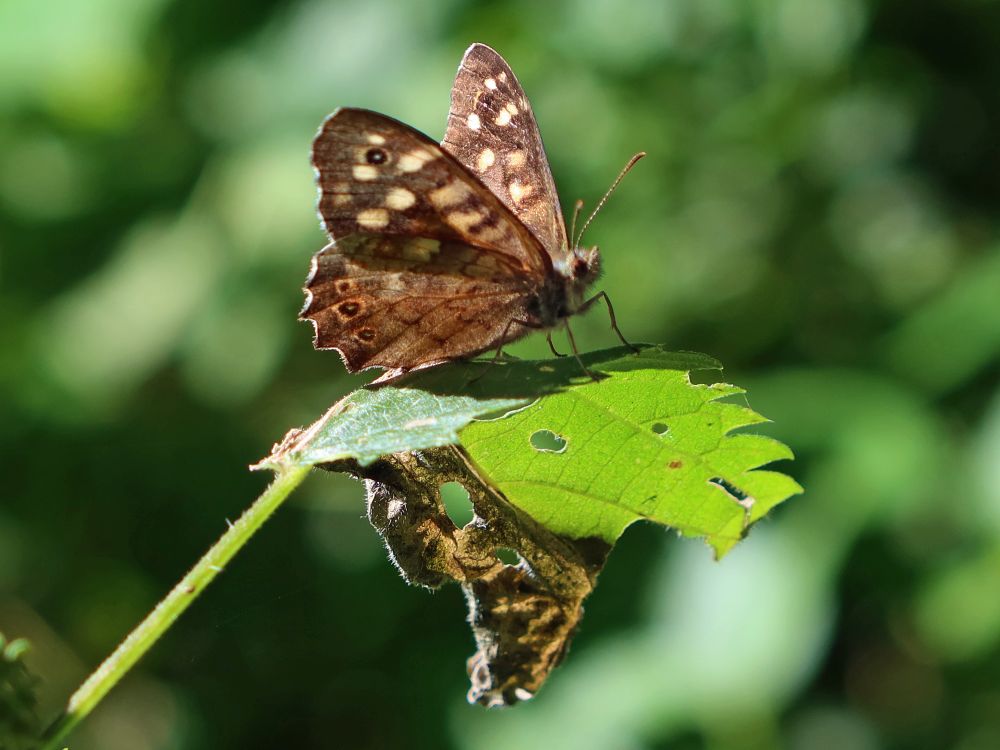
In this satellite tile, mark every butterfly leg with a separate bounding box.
[490,318,542,361]
[487,320,515,363]
[546,332,567,357]
[563,320,597,381]
[581,290,639,353]
[469,318,542,383]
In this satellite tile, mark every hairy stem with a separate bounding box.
[39,464,311,750]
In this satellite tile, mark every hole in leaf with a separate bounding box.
[530,429,567,453]
[708,477,754,510]
[651,422,669,436]
[689,368,721,385]
[496,547,519,565]
[440,482,473,527]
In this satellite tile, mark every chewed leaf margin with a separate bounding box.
[254,345,802,559]
[458,349,803,558]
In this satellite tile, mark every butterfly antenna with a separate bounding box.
[574,152,646,248]
[568,199,585,249]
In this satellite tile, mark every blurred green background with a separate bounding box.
[2,0,999,748]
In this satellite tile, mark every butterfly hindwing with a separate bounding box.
[442,43,569,258]
[301,238,532,372]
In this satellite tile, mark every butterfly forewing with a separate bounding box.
[312,108,548,274]
[443,43,569,258]
[305,107,552,372]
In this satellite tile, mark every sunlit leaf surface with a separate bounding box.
[264,346,800,557]
[461,347,801,556]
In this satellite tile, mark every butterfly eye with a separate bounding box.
[365,148,388,165]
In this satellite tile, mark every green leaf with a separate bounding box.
[258,346,801,557]
[255,368,532,470]
[459,347,802,557]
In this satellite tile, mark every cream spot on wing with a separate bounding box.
[506,102,518,115]
[429,181,472,209]
[484,77,497,90]
[382,275,406,291]
[352,165,379,181]
[366,133,385,145]
[463,264,494,278]
[412,237,440,252]
[397,149,436,173]
[467,113,481,130]
[476,148,495,172]
[474,253,501,270]
[508,180,533,204]
[331,181,351,206]
[477,225,506,244]
[495,109,512,126]
[446,208,485,233]
[356,208,389,229]
[385,187,416,210]
[498,71,508,82]
[507,150,525,167]
[401,237,441,261]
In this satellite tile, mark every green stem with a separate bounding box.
[39,464,311,750]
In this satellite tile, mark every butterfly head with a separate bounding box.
[550,245,602,318]
[569,245,602,286]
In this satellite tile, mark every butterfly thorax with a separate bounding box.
[530,245,601,326]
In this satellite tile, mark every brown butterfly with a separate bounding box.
[301,42,642,380]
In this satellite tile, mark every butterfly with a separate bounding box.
[301,42,642,380]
